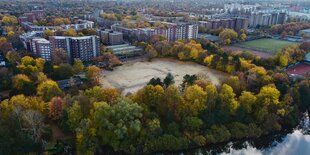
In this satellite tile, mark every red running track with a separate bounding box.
[286,63,310,76]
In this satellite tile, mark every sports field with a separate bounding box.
[236,38,297,53]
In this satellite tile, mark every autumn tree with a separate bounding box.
[219,29,238,45]
[48,97,65,120]
[12,74,35,94]
[1,15,18,25]
[37,80,63,101]
[73,58,84,74]
[52,48,68,65]
[224,76,245,96]
[145,44,158,61]
[182,85,207,116]
[239,33,247,41]
[86,66,101,86]
[5,51,20,64]
[133,85,165,112]
[17,56,45,76]
[219,84,239,115]
[63,28,77,37]
[43,30,54,39]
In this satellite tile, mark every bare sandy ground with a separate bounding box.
[100,58,228,95]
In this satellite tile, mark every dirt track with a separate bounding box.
[223,46,274,59]
[100,58,228,95]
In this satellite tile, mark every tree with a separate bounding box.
[43,30,54,39]
[90,98,143,154]
[133,85,164,111]
[37,80,63,101]
[52,17,70,26]
[63,28,77,37]
[219,84,239,115]
[21,109,45,143]
[48,97,65,120]
[1,15,18,25]
[205,125,231,143]
[12,74,32,90]
[86,66,101,86]
[239,33,247,41]
[43,61,53,75]
[52,48,68,65]
[164,85,183,121]
[68,102,83,130]
[73,59,84,74]
[219,29,238,45]
[256,85,280,106]
[239,91,257,114]
[280,31,287,39]
[278,53,289,67]
[18,56,36,71]
[12,74,36,95]
[224,76,245,96]
[84,86,120,105]
[180,74,198,91]
[145,45,158,61]
[52,63,74,80]
[148,77,163,86]
[163,73,174,88]
[5,51,20,64]
[183,85,207,116]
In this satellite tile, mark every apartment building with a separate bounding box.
[198,17,248,31]
[18,10,45,23]
[97,29,123,45]
[31,38,52,61]
[49,36,100,62]
[249,11,287,27]
[21,20,94,32]
[111,22,198,42]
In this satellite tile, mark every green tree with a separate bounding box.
[91,98,143,154]
[53,63,74,80]
[163,73,174,88]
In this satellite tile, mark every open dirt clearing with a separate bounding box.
[100,58,228,95]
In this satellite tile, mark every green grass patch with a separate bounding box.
[236,38,298,53]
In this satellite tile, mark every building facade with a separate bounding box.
[18,10,45,23]
[198,17,248,31]
[49,36,100,62]
[21,20,94,32]
[97,29,123,45]
[111,22,198,42]
[31,38,52,61]
[248,11,287,27]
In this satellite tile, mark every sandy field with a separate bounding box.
[100,58,228,95]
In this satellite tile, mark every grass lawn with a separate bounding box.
[236,38,298,53]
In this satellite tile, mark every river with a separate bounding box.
[189,112,310,155]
